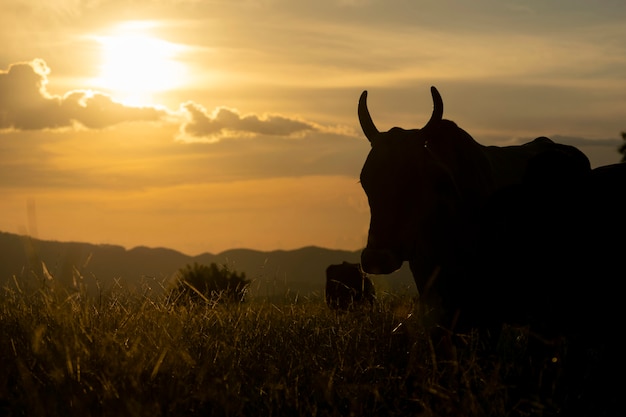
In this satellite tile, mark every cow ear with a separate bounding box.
[423,86,443,131]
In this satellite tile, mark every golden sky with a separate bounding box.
[1,0,625,255]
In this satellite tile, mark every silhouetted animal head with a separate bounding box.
[325,262,375,310]
[359,87,493,290]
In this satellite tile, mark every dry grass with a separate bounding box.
[0,275,572,416]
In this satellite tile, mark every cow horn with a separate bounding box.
[423,86,443,130]
[358,91,379,142]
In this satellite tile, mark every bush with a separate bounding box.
[170,262,250,305]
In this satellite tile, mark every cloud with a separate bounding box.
[0,59,355,146]
[177,101,322,143]
[0,59,167,131]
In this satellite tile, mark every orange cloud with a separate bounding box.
[0,59,166,131]
[177,101,320,143]
[0,59,352,145]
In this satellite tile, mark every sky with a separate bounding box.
[1,0,625,256]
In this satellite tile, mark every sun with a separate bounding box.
[93,23,187,106]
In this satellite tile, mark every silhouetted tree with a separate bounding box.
[619,132,626,163]
[170,262,250,305]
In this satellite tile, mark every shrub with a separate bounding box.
[170,262,250,305]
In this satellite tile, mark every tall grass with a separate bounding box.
[1,275,562,416]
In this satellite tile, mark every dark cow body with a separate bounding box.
[444,164,625,335]
[357,87,625,414]
[475,162,626,414]
[358,87,591,329]
[477,162,626,329]
[325,262,375,310]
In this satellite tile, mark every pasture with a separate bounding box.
[0,275,581,417]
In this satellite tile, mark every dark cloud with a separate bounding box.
[0,59,166,131]
[179,101,320,142]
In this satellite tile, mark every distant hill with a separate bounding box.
[0,231,415,299]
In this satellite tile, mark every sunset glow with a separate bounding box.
[0,1,625,255]
[93,25,187,105]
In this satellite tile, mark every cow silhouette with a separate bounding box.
[325,262,375,310]
[358,86,591,330]
[357,86,625,414]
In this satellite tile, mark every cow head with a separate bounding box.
[358,87,493,291]
[325,262,376,310]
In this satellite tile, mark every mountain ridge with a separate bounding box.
[0,231,415,298]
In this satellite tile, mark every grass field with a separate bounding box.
[0,274,594,416]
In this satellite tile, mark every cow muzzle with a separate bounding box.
[361,248,404,274]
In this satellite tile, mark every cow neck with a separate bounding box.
[423,139,463,199]
[424,139,480,204]
[483,145,544,190]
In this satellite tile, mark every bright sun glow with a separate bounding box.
[93,23,187,106]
